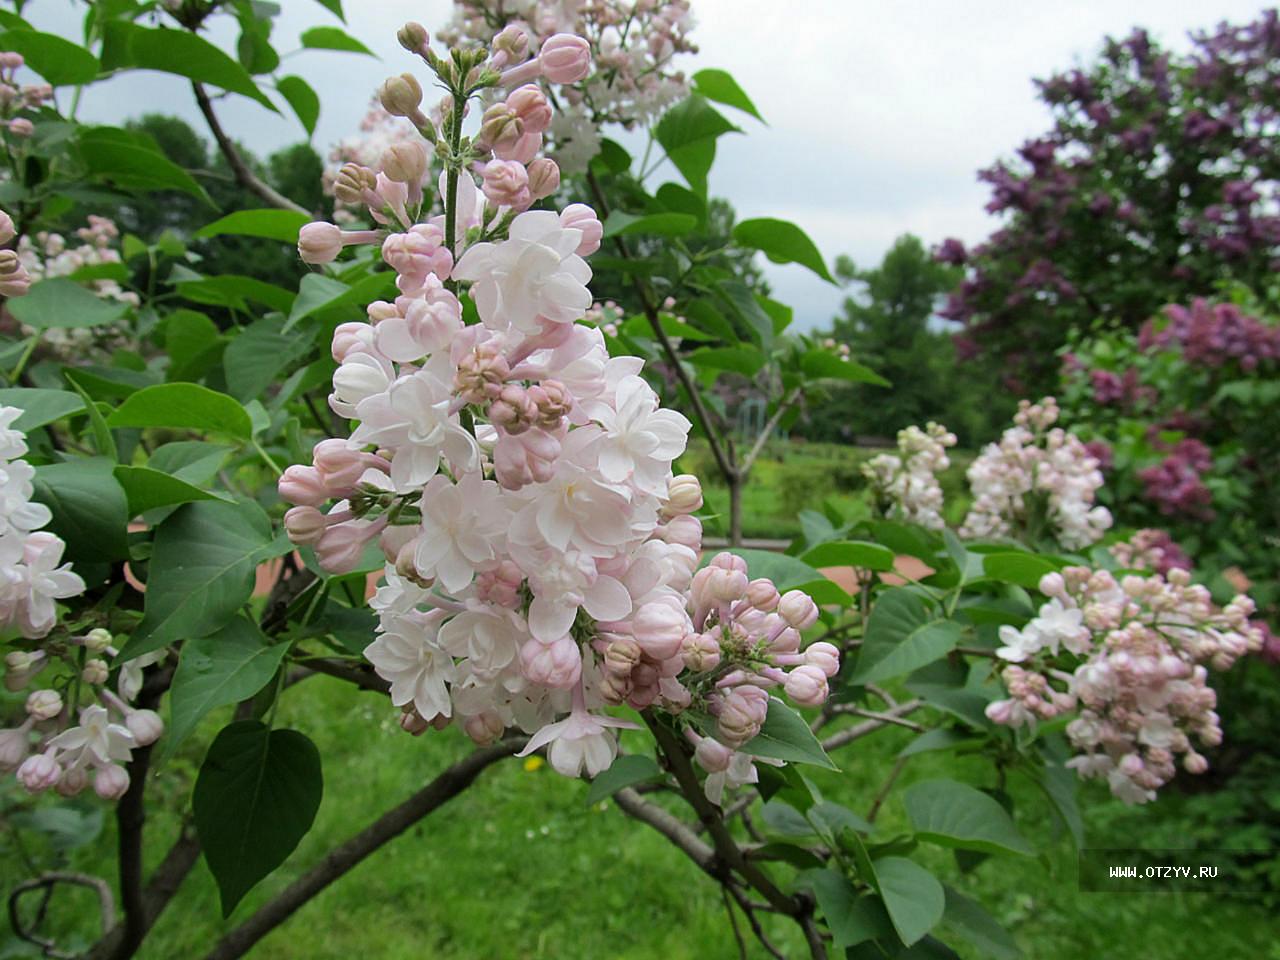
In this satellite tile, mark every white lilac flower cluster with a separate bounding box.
[17,215,138,307]
[439,0,696,172]
[861,423,957,531]
[986,566,1261,804]
[0,406,164,800]
[282,23,835,789]
[959,397,1112,550]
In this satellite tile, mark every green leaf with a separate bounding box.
[802,540,896,572]
[9,806,103,852]
[584,754,662,805]
[810,870,894,949]
[79,127,212,201]
[654,95,737,195]
[734,218,834,283]
[310,0,345,19]
[853,589,962,684]
[176,274,295,313]
[800,349,889,387]
[300,26,374,55]
[101,23,277,111]
[601,210,697,239]
[164,309,223,382]
[0,388,84,430]
[0,29,100,85]
[872,857,946,947]
[195,209,310,243]
[744,697,838,769]
[124,500,275,659]
[223,318,315,402]
[286,272,397,329]
[148,441,234,486]
[194,721,322,916]
[713,548,823,590]
[64,374,117,461]
[113,465,226,516]
[277,75,320,135]
[942,886,1022,960]
[1031,758,1083,850]
[716,279,774,348]
[982,553,1061,590]
[107,383,252,439]
[7,278,128,330]
[692,68,763,122]
[686,345,765,377]
[168,619,290,752]
[899,728,976,759]
[31,458,130,563]
[902,780,1035,857]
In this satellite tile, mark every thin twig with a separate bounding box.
[192,82,309,216]
[820,700,923,752]
[305,657,390,693]
[739,386,802,476]
[202,738,526,960]
[9,872,116,958]
[613,787,717,873]
[867,756,908,824]
[722,885,749,960]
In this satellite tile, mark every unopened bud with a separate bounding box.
[378,73,424,119]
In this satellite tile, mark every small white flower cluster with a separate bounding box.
[440,0,697,172]
[862,423,956,530]
[0,405,164,800]
[283,23,835,788]
[986,566,1261,804]
[959,397,1112,550]
[18,216,138,307]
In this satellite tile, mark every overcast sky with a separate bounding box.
[24,0,1273,329]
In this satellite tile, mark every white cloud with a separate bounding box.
[22,0,1269,329]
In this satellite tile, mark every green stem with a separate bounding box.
[443,86,466,295]
[8,333,39,383]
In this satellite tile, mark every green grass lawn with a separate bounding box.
[4,675,1275,959]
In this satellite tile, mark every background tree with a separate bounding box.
[805,234,1004,446]
[940,13,1280,393]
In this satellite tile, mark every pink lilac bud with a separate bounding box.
[84,628,113,653]
[716,685,769,748]
[1039,572,1066,597]
[315,520,380,573]
[492,25,529,65]
[539,34,592,83]
[455,344,511,404]
[784,665,829,707]
[382,141,429,186]
[312,439,370,489]
[285,506,328,545]
[481,159,531,209]
[682,632,721,672]
[661,515,702,552]
[520,636,581,688]
[279,465,329,507]
[497,130,541,164]
[298,222,344,264]
[0,721,33,771]
[632,601,688,660]
[478,103,523,153]
[493,428,560,489]
[55,765,88,797]
[694,736,733,773]
[396,22,430,56]
[25,689,61,721]
[0,52,23,70]
[0,250,31,298]
[463,711,505,745]
[399,708,429,735]
[379,73,425,119]
[334,162,378,206]
[598,671,632,704]
[603,636,642,675]
[8,117,32,137]
[746,578,779,611]
[527,158,560,200]
[489,383,538,434]
[82,659,108,686]
[126,709,164,747]
[382,224,452,282]
[506,84,553,134]
[0,210,13,244]
[805,641,841,677]
[331,322,374,362]
[93,763,130,800]
[707,567,748,603]
[1183,752,1209,774]
[559,203,603,256]
[17,751,60,792]
[778,590,819,630]
[526,379,572,427]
